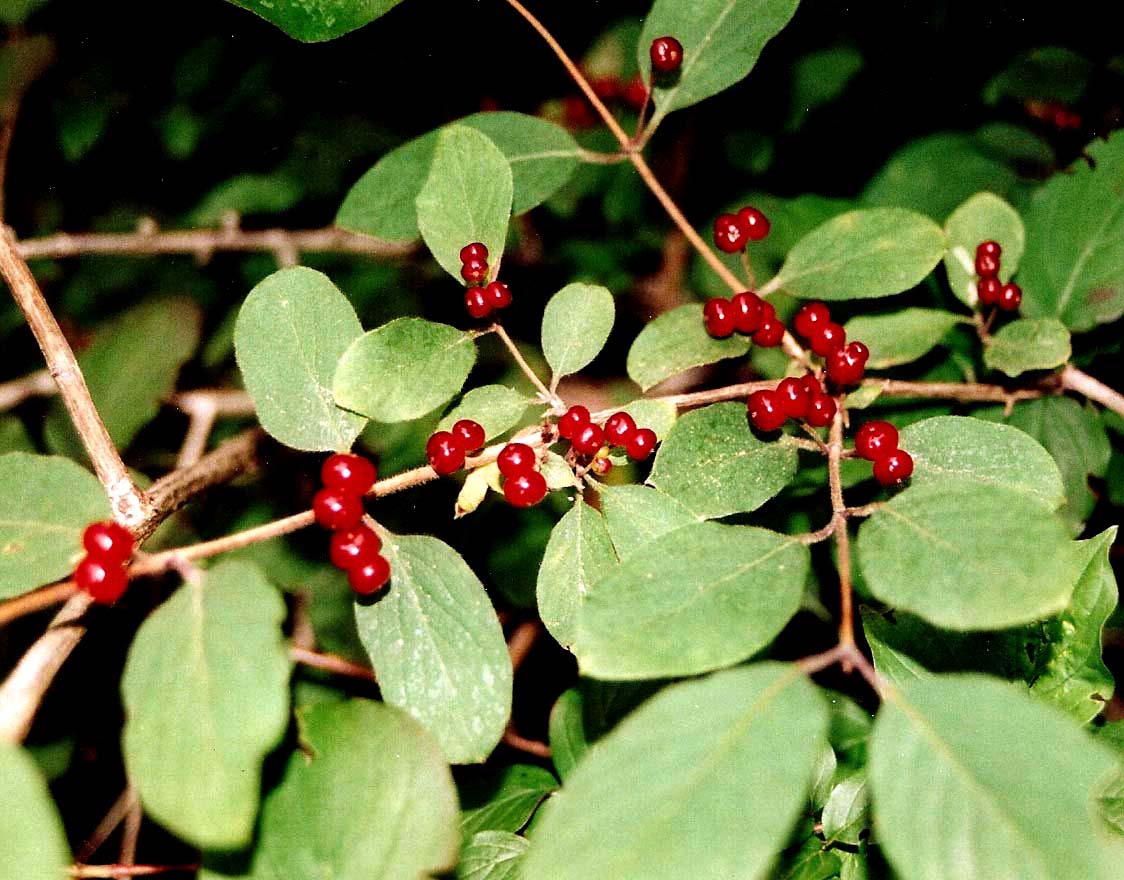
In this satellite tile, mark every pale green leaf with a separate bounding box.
[595,483,699,561]
[943,192,1025,307]
[1097,723,1124,837]
[983,317,1071,377]
[983,47,1092,105]
[843,308,966,369]
[541,283,615,379]
[461,765,558,838]
[458,831,530,880]
[548,688,588,781]
[626,303,750,391]
[614,399,678,440]
[438,385,532,439]
[539,450,578,490]
[821,773,870,846]
[224,0,406,42]
[0,743,71,880]
[773,836,843,879]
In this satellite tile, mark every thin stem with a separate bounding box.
[0,367,56,409]
[1061,365,1124,419]
[492,321,561,407]
[871,378,1050,406]
[502,727,552,759]
[70,866,198,878]
[0,582,77,627]
[827,411,855,650]
[506,620,540,671]
[740,250,757,290]
[797,519,838,545]
[291,647,376,682]
[76,788,139,863]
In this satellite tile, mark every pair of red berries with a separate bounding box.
[426,419,487,476]
[312,453,389,595]
[748,375,837,432]
[459,242,513,319]
[974,240,1021,312]
[74,521,136,604]
[714,206,771,254]
[557,405,658,462]
[650,36,684,75]
[703,291,785,347]
[792,302,870,387]
[854,421,914,486]
[497,442,549,508]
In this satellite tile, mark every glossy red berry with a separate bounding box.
[426,431,466,476]
[703,297,736,338]
[81,521,135,565]
[75,556,129,604]
[349,554,391,595]
[461,257,489,285]
[313,489,365,531]
[622,75,648,109]
[976,240,1001,260]
[321,453,377,496]
[504,470,548,508]
[753,316,785,347]
[793,302,831,340]
[873,449,914,486]
[329,525,382,571]
[776,377,810,420]
[649,36,683,74]
[572,423,607,457]
[826,342,869,387]
[460,242,489,264]
[604,411,638,446]
[626,427,658,461]
[800,374,823,396]
[975,251,1000,278]
[978,275,1002,305]
[805,392,837,428]
[713,213,748,254]
[452,419,486,454]
[465,287,491,319]
[810,321,846,357]
[730,291,763,334]
[558,405,590,440]
[854,421,900,461]
[997,282,1022,312]
[748,389,787,432]
[484,281,512,310]
[497,442,537,477]
[736,206,771,241]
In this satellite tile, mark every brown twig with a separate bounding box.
[290,646,376,682]
[1061,365,1124,419]
[502,726,552,759]
[76,788,139,863]
[0,367,55,409]
[492,321,561,407]
[827,410,856,652]
[506,620,540,671]
[70,866,197,878]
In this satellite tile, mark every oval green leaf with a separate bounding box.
[626,303,750,391]
[461,764,558,838]
[843,308,966,369]
[0,742,71,880]
[224,0,406,42]
[943,192,1025,307]
[983,317,1072,377]
[596,483,700,562]
[438,385,532,439]
[458,831,530,880]
[542,283,615,380]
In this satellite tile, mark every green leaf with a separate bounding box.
[857,480,1083,630]
[786,46,864,131]
[843,308,966,369]
[0,0,48,26]
[541,283,615,380]
[638,0,801,121]
[821,773,870,846]
[773,836,843,879]
[334,318,476,423]
[1030,527,1118,723]
[224,0,406,42]
[771,208,946,301]
[0,416,34,454]
[648,402,798,519]
[537,500,618,648]
[898,415,1065,510]
[983,317,1071,377]
[416,126,513,282]
[121,561,291,849]
[458,831,530,880]
[615,399,678,440]
[0,742,71,880]
[338,112,581,241]
[870,674,1120,880]
[1097,723,1124,837]
[1019,131,1124,331]
[983,47,1092,105]
[974,123,1056,167]
[354,532,511,763]
[189,173,302,225]
[235,267,366,451]
[576,523,807,679]
[461,765,558,838]
[548,688,588,780]
[596,483,699,561]
[438,385,532,439]
[201,700,459,880]
[626,303,750,391]
[943,192,1026,307]
[520,664,828,880]
[0,453,110,599]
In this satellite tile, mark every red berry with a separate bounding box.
[461,257,489,285]
[975,251,1000,278]
[313,489,365,531]
[826,342,868,387]
[321,453,377,496]
[426,431,466,476]
[649,36,683,74]
[854,421,899,461]
[800,374,823,396]
[703,297,736,338]
[81,521,135,565]
[978,275,1002,305]
[713,213,748,254]
[736,206,771,241]
[558,405,590,440]
[504,470,548,508]
[776,377,810,420]
[997,282,1022,312]
[753,316,785,347]
[805,393,837,428]
[465,287,491,319]
[730,291,763,334]
[810,321,846,357]
[748,390,787,432]
[484,281,512,310]
[349,554,391,595]
[562,94,597,128]
[873,449,914,486]
[604,411,638,446]
[626,427,658,461]
[622,75,648,108]
[572,423,607,457]
[75,556,129,604]
[590,76,620,100]
[760,301,777,321]
[452,419,486,454]
[329,525,382,571]
[497,442,537,477]
[591,457,613,476]
[793,302,831,340]
[460,242,489,264]
[976,240,1001,260]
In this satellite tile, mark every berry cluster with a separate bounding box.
[74,521,135,604]
[497,443,549,507]
[558,405,658,471]
[713,205,771,254]
[748,375,837,432]
[459,242,513,320]
[974,240,1021,311]
[426,419,486,476]
[649,36,683,75]
[703,290,785,347]
[792,301,870,387]
[313,453,389,595]
[855,420,914,487]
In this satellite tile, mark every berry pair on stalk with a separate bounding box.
[714,205,771,254]
[426,419,486,476]
[314,453,390,596]
[74,521,135,604]
[792,301,870,387]
[974,240,1021,312]
[459,242,513,320]
[855,421,914,487]
[497,443,549,508]
[748,375,837,432]
[703,291,785,347]
[558,405,658,469]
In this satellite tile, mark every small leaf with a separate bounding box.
[121,561,291,849]
[539,450,578,490]
[0,453,110,600]
[461,765,558,838]
[438,385,532,439]
[190,172,302,225]
[224,0,406,42]
[844,382,883,410]
[458,831,530,880]
[615,398,678,439]
[772,208,946,300]
[0,742,71,880]
[820,773,870,846]
[235,267,366,451]
[649,402,797,519]
[355,532,512,763]
[983,317,1072,377]
[333,318,476,423]
[548,689,588,781]
[456,469,491,519]
[520,664,829,880]
[577,522,807,679]
[1097,723,1124,837]
[843,308,966,368]
[416,125,513,283]
[596,483,699,561]
[541,283,615,380]
[943,192,1025,307]
[773,835,843,879]
[627,303,750,391]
